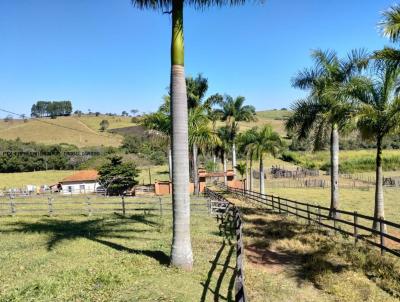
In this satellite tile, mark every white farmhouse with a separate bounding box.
[60,170,99,194]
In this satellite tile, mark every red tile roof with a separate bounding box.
[61,170,99,182]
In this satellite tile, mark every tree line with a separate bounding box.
[0,138,100,173]
[31,101,72,118]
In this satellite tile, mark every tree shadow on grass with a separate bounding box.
[112,213,160,227]
[2,215,169,265]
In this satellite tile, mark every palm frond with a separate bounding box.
[131,0,250,11]
[380,4,400,43]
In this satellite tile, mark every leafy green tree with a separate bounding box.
[131,0,249,270]
[335,59,400,230]
[247,125,283,195]
[98,156,139,196]
[286,49,368,218]
[216,95,256,177]
[141,111,172,179]
[99,119,110,132]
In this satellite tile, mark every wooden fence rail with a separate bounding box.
[218,183,400,258]
[204,188,247,302]
[0,197,209,217]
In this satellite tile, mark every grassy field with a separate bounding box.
[76,115,133,131]
[0,170,75,189]
[264,186,400,223]
[255,109,292,120]
[0,117,123,147]
[2,191,398,302]
[224,194,400,301]
[283,149,400,172]
[0,203,239,301]
[215,110,287,136]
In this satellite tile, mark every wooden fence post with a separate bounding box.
[271,195,274,211]
[317,206,321,228]
[285,199,288,215]
[333,209,337,235]
[10,199,15,216]
[159,197,163,216]
[48,197,53,216]
[354,211,358,245]
[307,204,310,225]
[295,203,298,220]
[380,217,386,255]
[121,196,126,216]
[278,196,281,214]
[87,197,92,216]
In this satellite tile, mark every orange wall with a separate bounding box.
[155,179,242,195]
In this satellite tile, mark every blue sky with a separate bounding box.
[0,0,396,117]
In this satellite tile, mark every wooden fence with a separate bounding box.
[218,184,400,258]
[204,188,247,302]
[0,196,209,217]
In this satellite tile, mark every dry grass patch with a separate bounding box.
[220,192,400,302]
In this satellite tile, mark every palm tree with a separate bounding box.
[247,125,283,195]
[186,74,208,109]
[335,60,400,231]
[380,4,400,43]
[237,127,258,191]
[235,162,246,180]
[189,107,220,195]
[216,95,256,177]
[286,49,368,218]
[374,5,400,72]
[131,0,255,270]
[217,126,232,186]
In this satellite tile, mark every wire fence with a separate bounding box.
[218,183,400,258]
[205,187,247,302]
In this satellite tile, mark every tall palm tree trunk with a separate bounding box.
[168,147,172,181]
[213,153,217,171]
[232,142,237,179]
[223,151,227,186]
[249,157,253,191]
[259,155,265,195]
[193,143,199,195]
[373,136,386,231]
[170,0,193,270]
[329,124,340,219]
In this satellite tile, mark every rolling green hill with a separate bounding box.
[0,110,289,147]
[0,115,132,147]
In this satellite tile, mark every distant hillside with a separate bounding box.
[256,109,292,120]
[0,110,289,147]
[0,115,132,148]
[214,110,290,136]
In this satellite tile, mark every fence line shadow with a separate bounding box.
[200,239,235,302]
